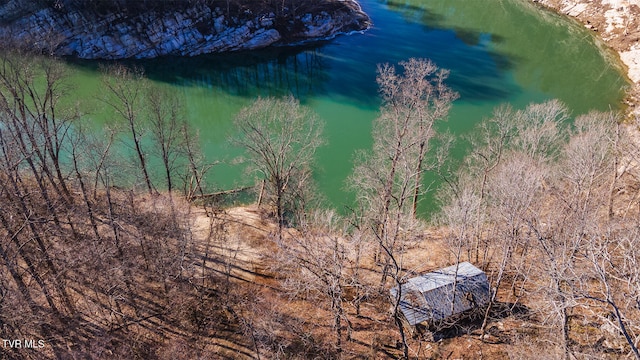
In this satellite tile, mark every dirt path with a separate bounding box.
[188,205,277,283]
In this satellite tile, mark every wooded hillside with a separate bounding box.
[1,52,639,359]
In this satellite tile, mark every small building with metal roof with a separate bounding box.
[389,262,490,329]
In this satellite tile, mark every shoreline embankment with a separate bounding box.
[531,0,640,118]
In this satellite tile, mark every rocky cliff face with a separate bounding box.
[0,0,370,59]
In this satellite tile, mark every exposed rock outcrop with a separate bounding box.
[0,0,370,59]
[532,0,640,117]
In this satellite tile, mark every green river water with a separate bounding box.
[62,0,628,213]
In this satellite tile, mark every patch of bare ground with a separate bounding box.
[47,181,637,358]
[8,192,238,358]
[30,185,632,358]
[31,180,632,359]
[185,204,581,359]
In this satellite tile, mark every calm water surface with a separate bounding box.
[66,0,628,213]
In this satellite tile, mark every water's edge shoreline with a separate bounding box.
[1,0,635,119]
[0,0,370,59]
[529,0,640,118]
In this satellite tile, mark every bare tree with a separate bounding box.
[350,118,421,356]
[348,58,456,358]
[522,110,616,358]
[0,52,83,357]
[577,222,640,359]
[276,210,354,355]
[232,96,324,230]
[146,84,185,193]
[512,99,567,163]
[435,100,571,346]
[102,64,155,194]
[351,58,456,285]
[462,104,517,265]
[180,122,215,201]
[69,123,102,240]
[460,100,567,264]
[437,182,480,311]
[0,52,75,226]
[0,52,76,200]
[560,111,640,358]
[375,58,458,216]
[481,154,545,335]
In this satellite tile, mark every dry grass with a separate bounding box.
[179,202,592,359]
[7,185,634,359]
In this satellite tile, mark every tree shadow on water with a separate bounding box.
[64,42,334,102]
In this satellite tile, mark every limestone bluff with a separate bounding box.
[0,0,371,59]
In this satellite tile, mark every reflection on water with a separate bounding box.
[62,0,628,215]
[151,46,330,100]
[70,43,331,101]
[382,0,627,112]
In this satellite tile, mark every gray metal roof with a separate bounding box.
[390,262,490,326]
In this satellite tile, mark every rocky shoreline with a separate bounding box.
[531,0,640,118]
[0,0,370,59]
[1,0,634,116]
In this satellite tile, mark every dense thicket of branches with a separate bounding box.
[0,52,224,359]
[347,58,457,357]
[437,102,640,359]
[232,96,324,230]
[1,50,639,360]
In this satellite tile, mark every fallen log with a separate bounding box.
[189,186,253,200]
